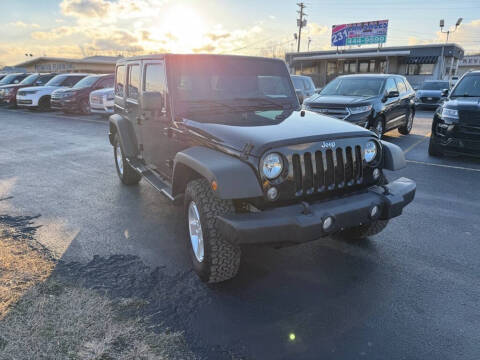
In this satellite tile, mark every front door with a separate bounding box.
[383,77,402,129]
[138,60,172,178]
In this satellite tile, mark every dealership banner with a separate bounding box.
[331,20,389,46]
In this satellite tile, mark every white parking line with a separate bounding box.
[406,160,480,172]
[3,108,107,124]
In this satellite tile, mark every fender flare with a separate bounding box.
[172,146,264,200]
[381,140,406,171]
[108,114,139,158]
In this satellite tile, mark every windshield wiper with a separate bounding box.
[231,97,294,110]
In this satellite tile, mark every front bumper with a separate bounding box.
[50,98,78,111]
[16,96,38,107]
[432,117,480,156]
[218,177,416,245]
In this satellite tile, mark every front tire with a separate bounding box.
[38,96,50,111]
[113,134,141,185]
[370,116,384,138]
[428,136,444,157]
[184,179,241,283]
[79,99,90,115]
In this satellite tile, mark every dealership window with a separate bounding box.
[405,63,434,75]
[115,65,125,97]
[343,61,356,73]
[127,64,140,100]
[359,61,369,73]
[379,60,386,73]
[369,60,376,72]
[327,62,336,76]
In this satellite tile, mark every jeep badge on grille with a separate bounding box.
[321,141,336,149]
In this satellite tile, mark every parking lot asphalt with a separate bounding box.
[0,107,479,359]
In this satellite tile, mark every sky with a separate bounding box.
[1,0,480,66]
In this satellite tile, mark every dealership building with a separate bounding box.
[285,43,465,88]
[13,55,120,74]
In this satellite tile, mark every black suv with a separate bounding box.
[429,71,480,157]
[51,73,114,114]
[303,74,415,138]
[109,54,416,283]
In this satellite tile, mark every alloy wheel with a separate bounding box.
[188,201,205,263]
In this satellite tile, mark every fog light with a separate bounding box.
[370,205,379,218]
[322,216,333,231]
[266,187,278,201]
[373,168,381,180]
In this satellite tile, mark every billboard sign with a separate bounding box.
[331,20,388,47]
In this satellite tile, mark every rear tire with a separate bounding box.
[184,178,241,283]
[428,136,444,157]
[113,134,141,185]
[398,109,414,135]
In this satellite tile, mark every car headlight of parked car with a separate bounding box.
[261,153,283,179]
[348,105,372,114]
[364,140,380,164]
[441,107,459,120]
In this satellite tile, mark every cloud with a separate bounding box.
[8,21,40,28]
[193,44,216,53]
[31,26,80,40]
[60,0,110,18]
[306,23,329,36]
[88,30,144,52]
[206,32,231,41]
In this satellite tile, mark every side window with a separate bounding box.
[143,63,166,94]
[115,65,125,97]
[303,78,313,90]
[395,78,407,94]
[99,77,114,89]
[127,64,140,100]
[63,76,82,87]
[292,77,304,90]
[385,78,398,94]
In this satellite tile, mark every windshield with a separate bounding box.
[451,75,480,97]
[45,75,69,86]
[19,74,39,85]
[72,76,99,89]
[0,74,20,85]
[291,77,304,89]
[168,56,297,116]
[421,81,449,90]
[320,77,384,96]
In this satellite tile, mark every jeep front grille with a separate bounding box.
[290,146,363,196]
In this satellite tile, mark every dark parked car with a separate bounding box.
[51,73,114,114]
[414,80,450,109]
[303,74,416,138]
[291,74,317,104]
[0,73,56,107]
[109,54,415,283]
[429,71,480,157]
[0,73,30,87]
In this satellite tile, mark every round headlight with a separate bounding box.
[364,140,378,163]
[262,153,283,179]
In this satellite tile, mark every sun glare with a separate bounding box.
[160,4,206,52]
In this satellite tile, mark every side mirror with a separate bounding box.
[413,87,418,91]
[141,91,164,111]
[295,89,304,104]
[441,88,449,97]
[387,90,399,98]
[315,88,322,94]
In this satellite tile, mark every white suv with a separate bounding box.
[16,73,88,110]
[89,87,114,116]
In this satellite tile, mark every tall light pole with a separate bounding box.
[439,18,462,80]
[440,18,463,43]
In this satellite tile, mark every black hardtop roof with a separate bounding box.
[116,53,286,65]
[337,73,404,79]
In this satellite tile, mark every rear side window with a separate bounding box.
[143,63,166,93]
[127,64,140,100]
[395,78,407,94]
[385,78,398,93]
[115,65,126,97]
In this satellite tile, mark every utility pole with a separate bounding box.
[439,18,462,79]
[296,2,307,52]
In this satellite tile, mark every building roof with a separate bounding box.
[14,56,122,67]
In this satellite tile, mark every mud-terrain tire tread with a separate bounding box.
[113,134,142,185]
[185,179,241,283]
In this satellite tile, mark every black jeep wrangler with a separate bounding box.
[108,54,416,283]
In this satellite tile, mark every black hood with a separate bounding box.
[416,89,443,97]
[180,109,373,157]
[305,94,377,106]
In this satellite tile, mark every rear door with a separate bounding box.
[138,59,172,177]
[125,62,142,148]
[394,77,410,127]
